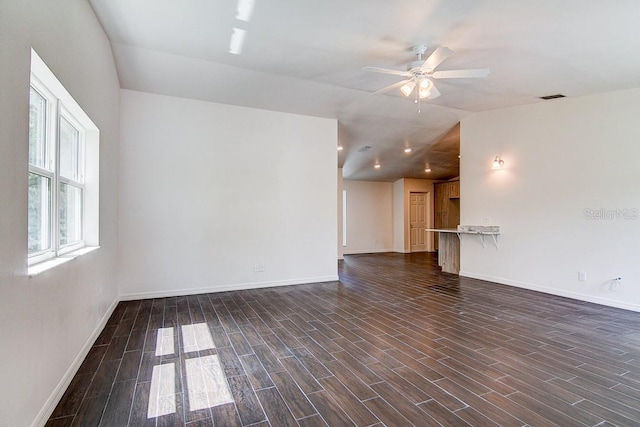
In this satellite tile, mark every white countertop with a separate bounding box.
[425,228,500,235]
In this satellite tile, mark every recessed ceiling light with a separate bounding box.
[374,163,381,169]
[404,147,412,153]
[337,145,343,151]
[425,168,432,173]
[229,28,246,55]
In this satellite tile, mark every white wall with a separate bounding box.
[461,88,640,312]
[342,180,394,254]
[0,1,121,425]
[338,168,344,260]
[118,90,337,298]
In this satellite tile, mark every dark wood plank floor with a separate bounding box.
[47,252,640,426]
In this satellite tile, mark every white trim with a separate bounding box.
[342,189,347,247]
[119,275,339,301]
[342,248,393,255]
[29,246,99,277]
[28,49,100,268]
[30,51,97,130]
[31,297,119,427]
[459,270,640,313]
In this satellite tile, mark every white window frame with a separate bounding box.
[28,49,100,272]
[57,107,86,254]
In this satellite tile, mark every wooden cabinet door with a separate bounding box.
[449,181,460,198]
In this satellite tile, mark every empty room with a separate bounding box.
[3,1,640,426]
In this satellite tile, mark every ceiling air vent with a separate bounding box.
[540,94,566,100]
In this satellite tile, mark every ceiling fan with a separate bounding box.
[363,45,489,111]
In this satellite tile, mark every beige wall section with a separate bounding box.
[392,178,435,253]
[344,178,434,255]
[0,1,121,426]
[403,179,436,253]
[392,179,405,252]
[342,180,394,254]
[461,87,640,312]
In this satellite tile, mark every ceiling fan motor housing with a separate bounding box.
[412,44,428,56]
[409,45,429,72]
[408,60,426,72]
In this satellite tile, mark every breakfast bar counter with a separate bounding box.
[425,226,500,274]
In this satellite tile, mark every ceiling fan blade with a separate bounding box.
[362,66,411,77]
[432,68,490,79]
[369,79,412,96]
[428,84,441,99]
[421,47,454,72]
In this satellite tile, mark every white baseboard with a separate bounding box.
[342,248,393,255]
[344,249,435,255]
[459,270,640,313]
[32,297,119,427]
[120,275,339,301]
[33,274,339,425]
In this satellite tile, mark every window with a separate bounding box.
[28,49,99,270]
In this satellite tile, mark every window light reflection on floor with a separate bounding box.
[155,327,175,357]
[181,323,215,352]
[148,363,176,418]
[147,322,232,419]
[185,355,234,410]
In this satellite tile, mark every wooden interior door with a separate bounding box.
[409,192,427,252]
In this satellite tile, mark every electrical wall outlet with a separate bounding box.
[578,271,587,281]
[253,264,265,273]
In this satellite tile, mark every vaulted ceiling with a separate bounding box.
[89,0,640,181]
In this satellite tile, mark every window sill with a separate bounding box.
[28,246,100,277]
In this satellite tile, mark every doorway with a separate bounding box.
[409,192,428,252]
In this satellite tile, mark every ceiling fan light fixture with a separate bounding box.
[400,81,415,97]
[418,78,432,98]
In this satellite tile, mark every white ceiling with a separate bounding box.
[89,0,640,181]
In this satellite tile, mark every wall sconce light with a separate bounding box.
[491,155,504,170]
